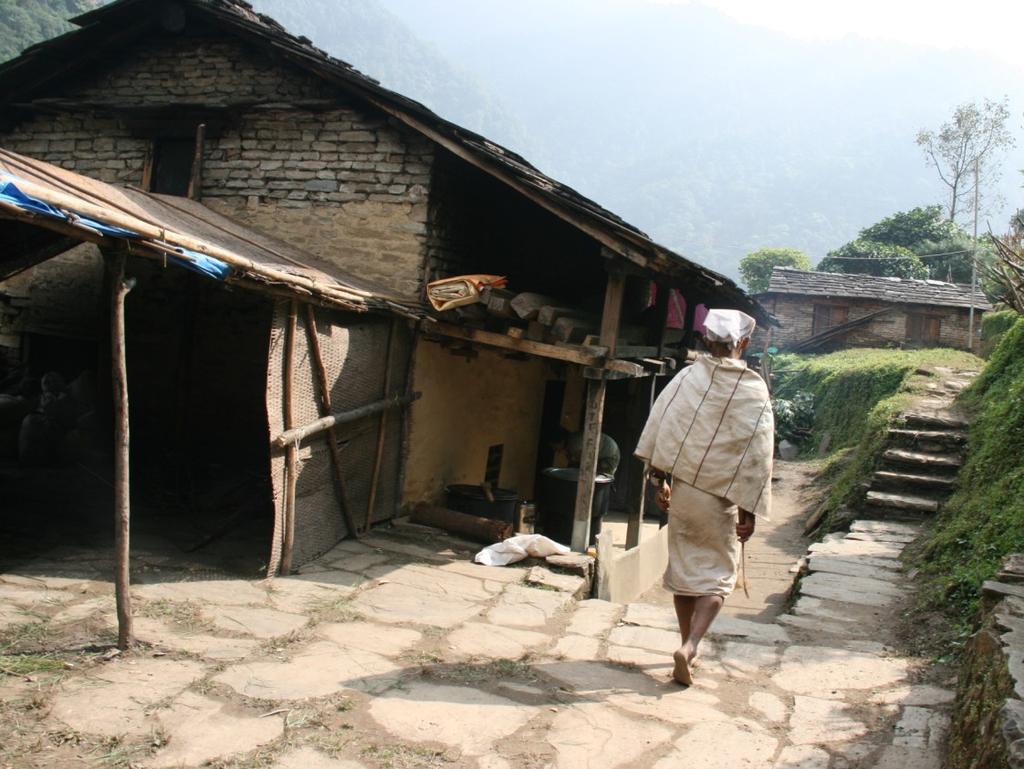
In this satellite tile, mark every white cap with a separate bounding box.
[703,309,756,347]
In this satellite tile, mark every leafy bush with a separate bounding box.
[980,309,1020,358]
[772,391,815,445]
[919,318,1024,632]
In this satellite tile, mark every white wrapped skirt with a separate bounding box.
[663,481,740,597]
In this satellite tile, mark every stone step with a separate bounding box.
[887,428,967,449]
[871,470,956,492]
[849,520,923,537]
[882,448,962,470]
[865,491,939,514]
[900,412,968,431]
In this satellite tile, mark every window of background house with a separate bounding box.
[812,304,849,336]
[907,314,940,346]
[148,138,195,196]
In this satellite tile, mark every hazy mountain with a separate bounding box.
[0,0,96,61]
[377,0,1024,279]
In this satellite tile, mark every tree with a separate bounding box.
[817,239,928,279]
[916,99,1015,226]
[859,206,961,249]
[739,247,811,293]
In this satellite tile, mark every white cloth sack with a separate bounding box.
[474,534,570,567]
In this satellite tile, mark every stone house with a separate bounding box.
[0,0,766,573]
[755,267,991,353]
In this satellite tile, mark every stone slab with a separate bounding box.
[803,571,906,597]
[566,599,621,637]
[318,621,422,657]
[607,624,680,655]
[50,658,205,737]
[789,695,869,744]
[773,645,909,696]
[134,579,269,607]
[849,520,923,537]
[719,641,780,678]
[437,560,527,584]
[548,702,673,768]
[872,746,942,769]
[272,747,368,769]
[132,617,259,661]
[487,584,573,628]
[893,706,950,750]
[205,605,308,639]
[526,566,586,596]
[776,745,831,769]
[869,685,955,706]
[846,531,919,544]
[790,596,862,623]
[621,602,676,631]
[144,691,283,768]
[807,555,902,581]
[807,540,904,560]
[777,613,867,637]
[651,721,778,769]
[748,691,787,722]
[799,574,900,608]
[352,583,483,628]
[549,634,601,661]
[214,640,401,699]
[265,577,356,611]
[708,614,790,644]
[447,622,550,659]
[542,659,659,697]
[609,686,725,726]
[368,681,534,756]
[363,563,497,601]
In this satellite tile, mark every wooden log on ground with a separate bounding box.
[304,305,359,539]
[106,249,133,649]
[411,503,513,545]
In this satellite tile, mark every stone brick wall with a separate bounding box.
[0,32,433,298]
[755,295,981,351]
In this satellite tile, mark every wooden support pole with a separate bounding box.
[273,392,419,449]
[571,271,625,552]
[107,250,133,650]
[304,305,360,539]
[626,281,671,549]
[187,123,206,201]
[364,319,398,535]
[280,300,298,575]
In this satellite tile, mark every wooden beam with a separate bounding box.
[280,301,298,575]
[273,391,420,449]
[571,271,625,552]
[187,122,206,201]
[0,221,79,281]
[304,305,359,540]
[424,321,644,377]
[106,250,133,650]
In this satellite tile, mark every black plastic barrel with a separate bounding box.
[535,467,613,547]
[445,484,519,524]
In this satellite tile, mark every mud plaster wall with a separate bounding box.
[403,340,547,507]
[1,32,432,298]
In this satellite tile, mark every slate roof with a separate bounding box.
[762,267,992,311]
[0,0,771,324]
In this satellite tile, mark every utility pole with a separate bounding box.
[968,156,979,352]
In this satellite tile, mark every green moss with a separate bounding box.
[919,318,1024,635]
[980,309,1020,358]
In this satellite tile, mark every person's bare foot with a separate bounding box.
[672,647,693,686]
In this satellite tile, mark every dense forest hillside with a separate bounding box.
[4,0,1023,280]
[0,0,96,61]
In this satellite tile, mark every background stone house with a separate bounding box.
[755,267,991,352]
[0,0,766,572]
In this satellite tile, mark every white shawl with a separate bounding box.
[635,354,774,519]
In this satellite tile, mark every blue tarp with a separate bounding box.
[0,174,232,281]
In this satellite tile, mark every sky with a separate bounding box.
[647,0,1024,74]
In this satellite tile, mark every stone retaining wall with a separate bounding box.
[946,556,1024,769]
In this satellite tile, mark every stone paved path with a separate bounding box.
[0,510,951,769]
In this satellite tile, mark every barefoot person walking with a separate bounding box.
[634,309,774,686]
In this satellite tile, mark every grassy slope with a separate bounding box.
[774,348,981,522]
[919,318,1024,632]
